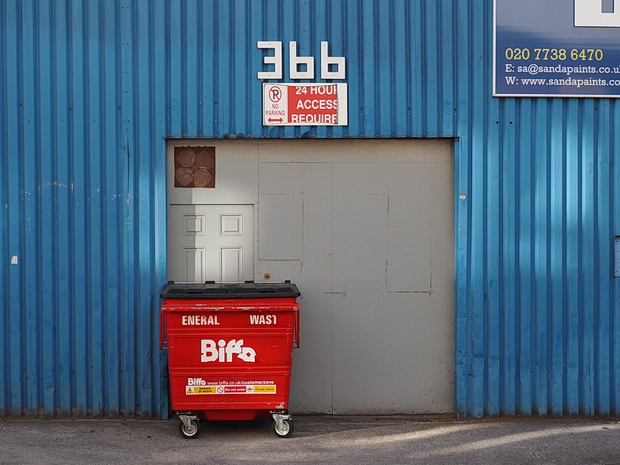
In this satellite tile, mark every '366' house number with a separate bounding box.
[257,41,346,80]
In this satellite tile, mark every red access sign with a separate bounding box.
[263,83,348,126]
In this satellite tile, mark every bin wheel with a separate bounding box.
[179,419,201,439]
[273,418,294,438]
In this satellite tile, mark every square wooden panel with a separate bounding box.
[182,214,206,236]
[220,214,243,236]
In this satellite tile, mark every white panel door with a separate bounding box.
[167,204,254,282]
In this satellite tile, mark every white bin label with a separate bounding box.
[201,339,256,363]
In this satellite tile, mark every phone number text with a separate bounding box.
[504,48,604,61]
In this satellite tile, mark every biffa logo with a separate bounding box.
[575,0,620,27]
[201,339,257,363]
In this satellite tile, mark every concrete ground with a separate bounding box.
[1,415,619,464]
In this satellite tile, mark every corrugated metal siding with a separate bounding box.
[456,96,620,417]
[0,0,618,418]
[0,0,168,417]
[158,0,458,138]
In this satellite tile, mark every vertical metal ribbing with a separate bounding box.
[1,0,619,419]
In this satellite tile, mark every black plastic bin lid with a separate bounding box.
[160,281,301,299]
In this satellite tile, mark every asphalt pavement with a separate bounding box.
[2,415,620,464]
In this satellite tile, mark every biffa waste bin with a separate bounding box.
[160,281,301,438]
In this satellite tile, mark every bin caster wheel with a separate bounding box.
[179,417,201,439]
[272,416,294,438]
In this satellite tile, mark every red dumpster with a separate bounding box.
[160,281,301,439]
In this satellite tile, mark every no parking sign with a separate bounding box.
[263,83,348,126]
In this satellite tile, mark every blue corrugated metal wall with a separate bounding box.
[457,96,620,416]
[1,0,618,417]
[0,0,168,417]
